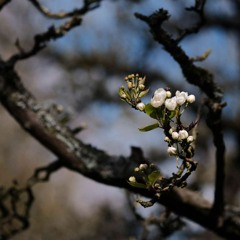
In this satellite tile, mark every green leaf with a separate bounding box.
[139,89,149,98]
[145,103,164,120]
[118,86,125,95]
[147,170,161,187]
[128,181,147,189]
[138,122,159,132]
[168,110,176,119]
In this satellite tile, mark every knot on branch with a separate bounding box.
[135,8,170,27]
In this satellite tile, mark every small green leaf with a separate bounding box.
[147,170,161,186]
[118,86,125,95]
[168,110,176,119]
[145,103,164,120]
[145,103,157,118]
[139,89,149,98]
[128,181,147,189]
[138,122,159,132]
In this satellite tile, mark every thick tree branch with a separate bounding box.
[0,62,239,239]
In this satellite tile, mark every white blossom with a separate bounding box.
[136,102,145,111]
[172,131,179,140]
[165,96,177,111]
[151,88,167,108]
[187,136,194,143]
[179,130,189,140]
[176,91,188,105]
[187,94,196,103]
[167,146,177,156]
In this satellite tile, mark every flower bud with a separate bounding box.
[120,92,127,99]
[187,136,194,143]
[139,84,145,90]
[127,82,133,89]
[167,146,177,156]
[164,136,170,142]
[187,95,196,103]
[166,91,172,98]
[136,102,145,111]
[179,130,189,140]
[172,132,179,140]
[139,164,148,170]
[129,176,136,183]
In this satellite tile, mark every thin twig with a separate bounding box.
[28,0,101,19]
[176,0,206,42]
[7,16,82,66]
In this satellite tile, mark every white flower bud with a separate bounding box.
[187,94,196,103]
[167,146,177,156]
[166,91,172,98]
[172,132,179,140]
[136,102,145,111]
[165,96,177,111]
[176,91,188,105]
[187,136,194,143]
[139,84,145,90]
[179,130,189,140]
[129,176,136,183]
[139,164,148,170]
[169,128,173,134]
[151,88,167,108]
[164,136,170,142]
[127,82,133,89]
[120,93,127,99]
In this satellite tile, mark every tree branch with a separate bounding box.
[28,0,101,19]
[135,7,226,222]
[0,61,239,239]
[7,16,82,66]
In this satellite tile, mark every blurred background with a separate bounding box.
[0,0,239,239]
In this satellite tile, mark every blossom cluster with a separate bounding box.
[119,74,198,201]
[166,128,194,156]
[151,88,195,111]
[119,74,197,159]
